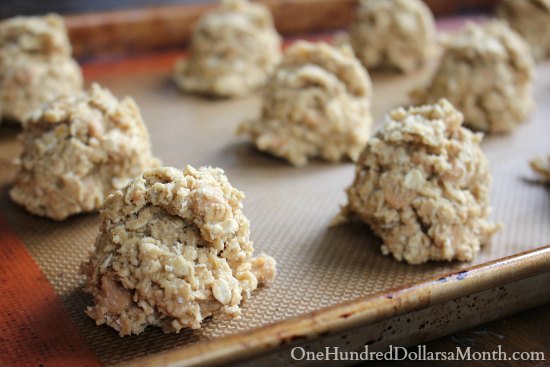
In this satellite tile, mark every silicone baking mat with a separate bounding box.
[0,22,549,367]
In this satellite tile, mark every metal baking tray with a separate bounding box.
[0,16,549,367]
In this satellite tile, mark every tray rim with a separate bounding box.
[62,0,500,59]
[119,244,550,367]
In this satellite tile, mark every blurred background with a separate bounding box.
[0,0,500,59]
[0,0,213,18]
[0,0,498,19]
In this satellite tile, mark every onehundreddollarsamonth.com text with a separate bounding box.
[290,345,546,362]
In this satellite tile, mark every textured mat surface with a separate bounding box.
[0,50,549,367]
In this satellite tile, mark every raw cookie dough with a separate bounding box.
[335,100,500,265]
[497,0,550,61]
[173,0,281,97]
[10,84,159,221]
[0,14,82,123]
[412,21,534,134]
[348,0,436,72]
[238,41,373,167]
[530,156,550,182]
[81,166,277,336]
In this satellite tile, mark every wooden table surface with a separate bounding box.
[365,304,550,367]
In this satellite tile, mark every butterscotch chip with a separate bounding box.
[174,0,281,97]
[412,21,534,134]
[238,41,373,167]
[497,0,550,61]
[10,84,159,221]
[336,99,500,264]
[81,166,276,336]
[0,14,82,123]
[348,0,436,72]
[530,156,550,182]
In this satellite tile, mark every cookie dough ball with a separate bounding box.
[81,166,277,336]
[530,156,550,182]
[0,14,82,123]
[10,84,159,221]
[0,13,72,55]
[348,0,436,72]
[413,21,534,134]
[174,0,281,97]
[238,41,373,166]
[336,100,500,264]
[497,0,550,61]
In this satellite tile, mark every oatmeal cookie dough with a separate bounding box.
[81,166,277,336]
[336,100,500,264]
[348,0,436,73]
[530,156,550,182]
[173,0,281,97]
[497,0,550,61]
[0,14,82,123]
[10,84,159,221]
[238,41,373,167]
[412,21,534,134]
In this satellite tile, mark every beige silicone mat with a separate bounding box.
[0,55,549,366]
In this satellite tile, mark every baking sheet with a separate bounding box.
[0,46,549,367]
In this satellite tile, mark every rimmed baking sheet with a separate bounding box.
[0,18,549,367]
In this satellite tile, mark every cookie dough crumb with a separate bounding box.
[348,0,436,72]
[412,21,534,134]
[238,41,373,166]
[337,99,500,264]
[497,0,550,61]
[251,254,277,285]
[0,14,82,123]
[10,84,159,221]
[530,156,550,182]
[81,166,276,336]
[174,0,281,97]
